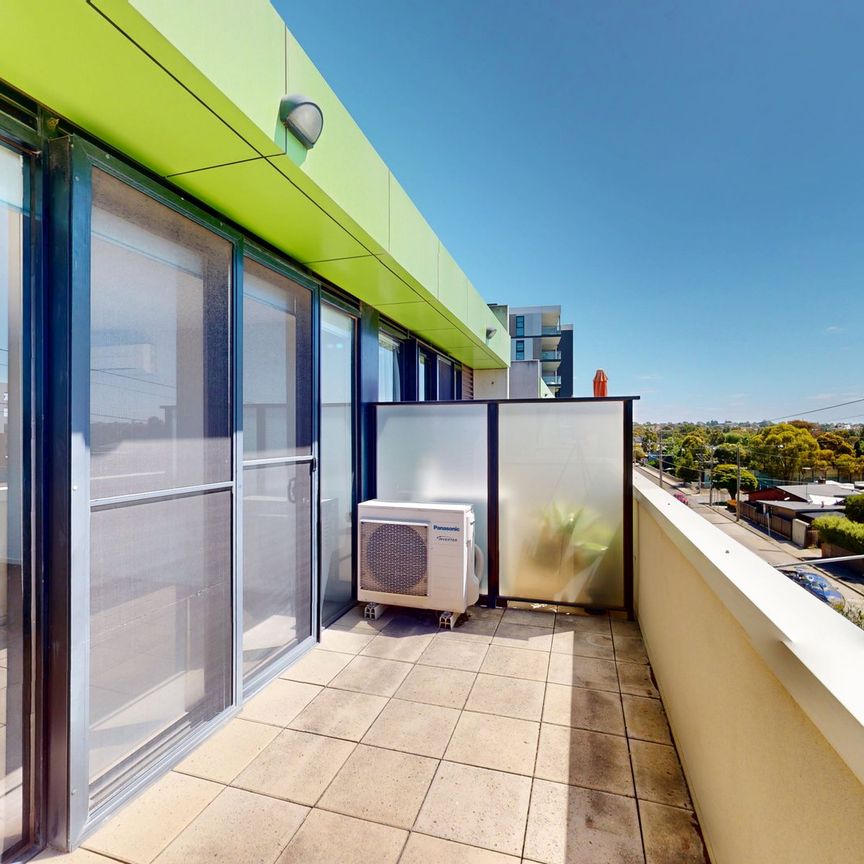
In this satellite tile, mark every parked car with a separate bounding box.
[781,566,845,608]
[673,492,689,505]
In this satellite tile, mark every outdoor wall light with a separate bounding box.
[486,327,497,340]
[279,94,324,149]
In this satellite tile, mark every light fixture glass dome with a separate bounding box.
[279,95,324,149]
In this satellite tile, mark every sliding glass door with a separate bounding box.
[320,304,356,624]
[241,257,314,685]
[88,169,233,805]
[0,140,30,859]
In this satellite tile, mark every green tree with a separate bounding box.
[750,423,819,481]
[675,451,700,481]
[788,419,820,434]
[816,432,854,459]
[675,432,709,481]
[640,426,658,454]
[713,442,748,465]
[815,448,835,479]
[836,455,864,484]
[711,464,758,499]
[706,427,725,446]
[633,444,646,462]
[846,494,864,524]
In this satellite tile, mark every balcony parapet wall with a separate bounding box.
[634,473,864,864]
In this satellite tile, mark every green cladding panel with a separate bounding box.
[1,0,258,175]
[0,0,509,369]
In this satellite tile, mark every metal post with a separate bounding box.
[708,447,714,505]
[485,402,499,608]
[658,427,663,489]
[736,443,742,522]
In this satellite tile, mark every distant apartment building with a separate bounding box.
[559,324,574,397]
[481,304,573,398]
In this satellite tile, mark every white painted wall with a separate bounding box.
[634,473,864,864]
[473,369,509,399]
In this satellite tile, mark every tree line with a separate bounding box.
[633,420,864,497]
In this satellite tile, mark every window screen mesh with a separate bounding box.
[88,170,233,804]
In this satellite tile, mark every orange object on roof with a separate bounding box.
[593,369,608,397]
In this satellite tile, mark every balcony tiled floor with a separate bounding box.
[38,605,707,864]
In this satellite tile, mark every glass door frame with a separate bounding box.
[45,130,326,852]
[0,105,41,864]
[238,240,319,700]
[319,293,360,627]
[48,135,246,848]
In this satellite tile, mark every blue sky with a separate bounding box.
[275,1,864,423]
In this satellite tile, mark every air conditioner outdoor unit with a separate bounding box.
[358,500,481,621]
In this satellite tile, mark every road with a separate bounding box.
[635,464,864,608]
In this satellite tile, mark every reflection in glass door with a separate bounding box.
[320,304,356,624]
[0,142,28,857]
[241,258,313,684]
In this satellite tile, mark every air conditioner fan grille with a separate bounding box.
[360,521,428,596]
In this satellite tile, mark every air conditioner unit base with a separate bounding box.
[363,602,386,620]
[439,610,466,630]
[358,500,480,616]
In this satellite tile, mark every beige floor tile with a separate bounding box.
[152,787,307,864]
[439,615,499,643]
[232,728,355,805]
[445,711,539,775]
[240,679,322,727]
[614,635,649,665]
[394,665,477,709]
[83,772,222,864]
[175,717,280,784]
[379,613,440,636]
[415,761,531,856]
[327,604,394,633]
[534,724,634,796]
[480,645,549,681]
[550,630,614,660]
[35,851,118,863]
[360,632,435,662]
[465,673,545,721]
[640,800,706,864]
[325,616,390,636]
[547,653,619,692]
[318,744,437,829]
[400,832,519,863]
[554,612,611,635]
[276,808,406,864]
[279,648,352,685]
[630,740,692,809]
[611,619,642,638]
[622,694,672,744]
[467,605,504,621]
[501,608,556,628]
[523,779,643,864]
[318,628,376,655]
[542,683,625,735]
[617,662,659,698]
[328,655,412,697]
[492,622,554,652]
[288,688,387,741]
[362,698,460,758]
[418,638,488,672]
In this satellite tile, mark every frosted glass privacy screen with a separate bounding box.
[498,401,624,606]
[375,404,489,591]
